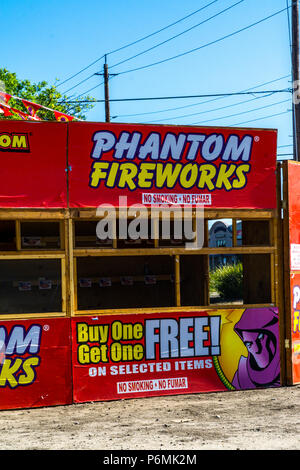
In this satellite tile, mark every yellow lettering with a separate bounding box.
[77,344,108,364]
[12,135,27,148]
[0,358,22,388]
[90,162,110,188]
[78,344,90,364]
[155,163,182,188]
[110,342,122,362]
[294,311,300,333]
[0,134,11,148]
[179,163,198,189]
[111,321,143,340]
[133,323,143,340]
[215,163,237,190]
[232,163,251,189]
[198,164,216,190]
[110,342,144,362]
[106,162,119,187]
[18,357,40,385]
[77,323,89,343]
[137,163,156,188]
[118,163,138,190]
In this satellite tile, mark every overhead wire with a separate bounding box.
[143,93,276,124]
[57,4,290,110]
[65,89,291,104]
[228,109,291,127]
[55,55,105,89]
[109,0,245,69]
[75,74,118,100]
[190,98,290,125]
[106,0,220,56]
[76,82,104,99]
[54,0,220,90]
[54,2,292,138]
[115,7,289,76]
[112,74,291,119]
[58,1,228,97]
[56,3,284,98]
[61,73,96,95]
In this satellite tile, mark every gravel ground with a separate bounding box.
[0,385,299,451]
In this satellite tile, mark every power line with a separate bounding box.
[64,89,291,104]
[56,55,105,89]
[112,74,291,119]
[106,0,220,56]
[54,1,219,90]
[115,7,289,76]
[190,99,290,125]
[228,109,291,127]
[75,74,118,100]
[61,73,96,95]
[144,93,275,124]
[76,82,104,99]
[59,74,119,104]
[110,0,245,69]
[58,82,104,106]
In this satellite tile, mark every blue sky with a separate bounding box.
[0,0,294,153]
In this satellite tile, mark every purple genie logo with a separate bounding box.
[232,308,280,390]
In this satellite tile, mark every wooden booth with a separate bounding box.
[0,120,298,409]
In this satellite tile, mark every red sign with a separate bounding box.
[290,274,300,384]
[0,121,277,209]
[0,317,72,410]
[68,122,277,209]
[0,121,68,208]
[72,308,280,403]
[287,161,300,383]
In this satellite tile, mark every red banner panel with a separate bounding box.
[68,122,277,209]
[72,308,280,403]
[0,317,72,410]
[0,121,277,209]
[0,121,68,208]
[290,274,300,384]
[287,161,300,383]
[288,161,300,245]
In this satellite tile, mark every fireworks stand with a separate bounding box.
[0,120,299,410]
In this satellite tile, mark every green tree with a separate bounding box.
[0,68,95,121]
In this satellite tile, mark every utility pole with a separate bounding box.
[95,55,118,123]
[292,0,300,161]
[104,55,110,122]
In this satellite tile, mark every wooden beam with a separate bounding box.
[73,246,275,257]
[175,255,181,307]
[72,303,276,316]
[0,210,67,220]
[15,220,21,251]
[0,252,65,259]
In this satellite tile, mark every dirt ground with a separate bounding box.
[0,385,299,451]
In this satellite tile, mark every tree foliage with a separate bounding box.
[210,262,243,301]
[0,68,95,121]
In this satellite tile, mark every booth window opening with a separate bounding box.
[72,213,276,314]
[0,258,65,315]
[73,214,274,250]
[0,215,276,316]
[0,218,67,317]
